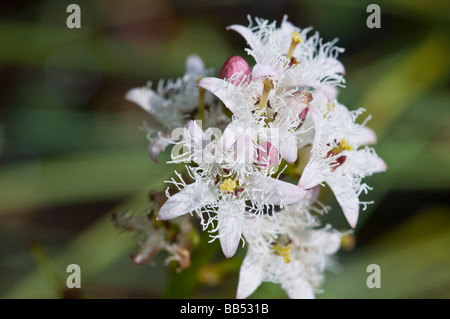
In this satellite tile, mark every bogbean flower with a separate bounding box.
[158,121,308,258]
[298,91,387,228]
[126,54,228,162]
[237,186,342,299]
[123,15,386,299]
[198,16,344,165]
[113,210,193,270]
[227,15,345,102]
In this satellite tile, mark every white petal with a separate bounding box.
[125,87,164,115]
[216,123,239,153]
[185,54,205,77]
[198,77,239,113]
[280,134,298,163]
[252,175,307,205]
[218,210,244,258]
[252,63,276,80]
[347,148,387,175]
[157,182,215,220]
[298,159,326,189]
[236,253,265,299]
[282,277,315,299]
[358,127,378,145]
[148,138,170,163]
[227,25,260,52]
[327,177,360,228]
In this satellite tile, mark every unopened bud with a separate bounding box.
[219,56,251,85]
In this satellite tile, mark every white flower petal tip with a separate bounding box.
[260,177,308,205]
[226,24,259,50]
[219,223,243,258]
[185,54,205,76]
[148,139,170,163]
[298,165,323,190]
[360,127,378,145]
[280,135,298,163]
[284,278,315,299]
[236,255,264,299]
[252,64,276,80]
[125,87,150,110]
[158,182,215,220]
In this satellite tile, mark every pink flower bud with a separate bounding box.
[219,56,251,85]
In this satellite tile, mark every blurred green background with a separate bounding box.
[0,0,449,299]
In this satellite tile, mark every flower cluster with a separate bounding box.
[125,16,386,298]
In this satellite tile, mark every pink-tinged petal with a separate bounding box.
[280,134,298,163]
[227,25,259,52]
[126,87,164,115]
[198,77,239,112]
[308,185,321,203]
[308,105,324,147]
[252,63,276,80]
[328,59,346,75]
[257,142,280,167]
[157,182,215,220]
[253,176,308,205]
[298,160,326,189]
[236,254,265,299]
[312,82,337,103]
[185,54,205,76]
[218,213,243,258]
[327,178,359,228]
[148,138,170,163]
[219,56,251,85]
[282,277,315,299]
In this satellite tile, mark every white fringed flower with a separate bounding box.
[126,55,227,162]
[298,91,387,228]
[198,75,314,165]
[227,15,345,102]
[158,121,308,258]
[237,187,342,299]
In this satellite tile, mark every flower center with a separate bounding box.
[326,139,353,171]
[286,31,303,60]
[273,243,292,263]
[272,235,293,263]
[219,178,237,192]
[330,138,353,154]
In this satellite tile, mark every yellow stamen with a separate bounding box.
[220,178,237,192]
[331,138,354,154]
[340,138,353,151]
[327,102,336,112]
[286,31,303,60]
[259,78,274,112]
[273,244,292,263]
